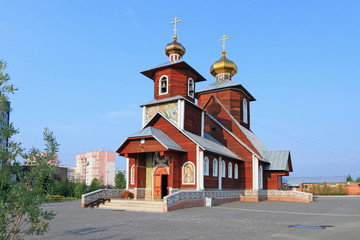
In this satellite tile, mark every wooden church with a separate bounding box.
[116,19,292,200]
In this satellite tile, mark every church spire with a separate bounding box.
[210,34,238,81]
[165,17,186,62]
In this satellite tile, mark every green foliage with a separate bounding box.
[308,183,348,195]
[52,178,76,197]
[355,177,360,183]
[115,171,126,189]
[347,174,354,182]
[0,60,59,240]
[88,178,104,192]
[74,181,87,199]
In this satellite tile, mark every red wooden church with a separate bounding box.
[116,22,292,200]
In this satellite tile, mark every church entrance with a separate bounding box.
[153,167,168,199]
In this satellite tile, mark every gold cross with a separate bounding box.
[170,17,182,36]
[220,34,229,51]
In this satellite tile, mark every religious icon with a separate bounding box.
[183,162,194,184]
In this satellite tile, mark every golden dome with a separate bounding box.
[210,50,238,77]
[165,36,186,57]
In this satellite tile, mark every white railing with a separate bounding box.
[81,189,123,207]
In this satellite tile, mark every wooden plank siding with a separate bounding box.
[264,171,289,190]
[120,138,167,154]
[184,101,202,135]
[151,116,198,189]
[153,68,198,102]
[204,114,253,189]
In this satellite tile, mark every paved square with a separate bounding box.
[26,196,360,240]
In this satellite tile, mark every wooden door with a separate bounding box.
[153,167,168,199]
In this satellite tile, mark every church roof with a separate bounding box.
[141,60,206,82]
[196,80,256,101]
[140,95,184,107]
[182,130,242,161]
[128,126,186,152]
[144,112,241,160]
[283,176,347,186]
[264,150,290,171]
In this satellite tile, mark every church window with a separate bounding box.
[204,156,209,176]
[243,99,248,124]
[159,75,168,95]
[188,78,194,98]
[258,165,263,189]
[182,162,195,184]
[228,162,232,178]
[234,163,238,179]
[130,165,135,185]
[213,158,218,177]
[221,160,226,178]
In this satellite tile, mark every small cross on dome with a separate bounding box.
[170,17,182,37]
[220,34,229,51]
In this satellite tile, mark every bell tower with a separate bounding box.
[197,35,255,129]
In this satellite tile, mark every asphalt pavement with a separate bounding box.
[25,196,360,240]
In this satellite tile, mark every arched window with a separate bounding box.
[228,162,232,178]
[159,75,168,95]
[182,162,195,184]
[204,156,209,176]
[234,163,238,179]
[221,160,226,178]
[188,78,194,98]
[243,99,248,124]
[259,165,263,189]
[130,165,135,185]
[213,158,218,177]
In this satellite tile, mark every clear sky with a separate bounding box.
[1,0,359,178]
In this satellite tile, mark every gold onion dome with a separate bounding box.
[165,35,186,57]
[210,50,238,77]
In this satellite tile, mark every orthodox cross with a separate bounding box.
[170,17,182,36]
[220,34,229,51]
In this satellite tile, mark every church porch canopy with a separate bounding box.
[116,126,186,156]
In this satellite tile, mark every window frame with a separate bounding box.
[234,163,238,179]
[243,98,248,124]
[204,156,209,176]
[228,162,233,178]
[213,158,218,177]
[188,78,195,98]
[159,75,168,95]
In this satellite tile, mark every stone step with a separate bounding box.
[97,199,164,212]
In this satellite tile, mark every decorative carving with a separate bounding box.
[152,163,169,175]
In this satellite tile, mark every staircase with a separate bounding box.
[97,199,164,212]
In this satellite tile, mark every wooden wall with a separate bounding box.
[184,101,202,135]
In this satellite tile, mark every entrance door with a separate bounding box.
[161,175,168,198]
[153,167,168,199]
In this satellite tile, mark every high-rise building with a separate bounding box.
[75,150,115,186]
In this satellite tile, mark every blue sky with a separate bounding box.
[1,0,359,178]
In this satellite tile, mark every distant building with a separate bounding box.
[75,150,115,186]
[26,153,59,165]
[283,176,360,195]
[66,166,76,181]
[0,102,10,164]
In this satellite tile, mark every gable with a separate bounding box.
[203,95,262,157]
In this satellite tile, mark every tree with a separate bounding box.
[355,177,360,183]
[347,174,354,182]
[0,60,59,240]
[88,178,104,192]
[115,171,126,189]
[74,181,87,199]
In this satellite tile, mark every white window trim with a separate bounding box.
[234,163,238,179]
[130,165,135,185]
[221,160,226,178]
[204,156,209,176]
[188,78,194,98]
[243,98,248,124]
[159,75,168,95]
[213,158,218,177]
[228,162,232,178]
[182,161,195,185]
